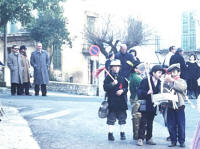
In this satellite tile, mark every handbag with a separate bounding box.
[138,100,146,112]
[98,97,109,119]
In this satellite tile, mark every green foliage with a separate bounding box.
[0,0,35,27]
[29,0,71,49]
[29,13,71,49]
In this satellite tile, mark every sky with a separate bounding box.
[64,0,200,63]
[82,0,200,48]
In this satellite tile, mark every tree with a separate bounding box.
[28,0,71,75]
[0,0,35,83]
[0,0,35,27]
[86,15,152,59]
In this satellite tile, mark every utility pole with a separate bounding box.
[2,23,7,86]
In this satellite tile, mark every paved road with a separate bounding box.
[0,92,199,149]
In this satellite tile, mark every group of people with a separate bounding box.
[7,42,50,96]
[103,44,200,148]
[164,46,200,99]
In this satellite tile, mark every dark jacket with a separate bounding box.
[186,61,199,80]
[103,72,128,112]
[115,51,135,79]
[170,53,187,79]
[137,77,161,114]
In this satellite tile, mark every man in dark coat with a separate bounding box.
[103,59,128,141]
[30,42,50,96]
[170,48,187,79]
[7,45,24,95]
[115,44,135,79]
[137,65,165,146]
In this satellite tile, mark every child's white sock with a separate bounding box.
[108,125,114,133]
[120,124,125,132]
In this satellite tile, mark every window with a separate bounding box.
[53,44,61,70]
[87,16,95,32]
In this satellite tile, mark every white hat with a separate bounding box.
[110,59,121,66]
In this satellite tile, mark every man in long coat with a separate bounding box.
[7,45,24,95]
[20,45,31,95]
[115,44,135,80]
[30,42,50,96]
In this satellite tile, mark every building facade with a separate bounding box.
[181,11,200,51]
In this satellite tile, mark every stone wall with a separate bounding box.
[47,81,98,96]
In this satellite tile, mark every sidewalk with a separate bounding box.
[0,105,40,149]
[0,88,50,149]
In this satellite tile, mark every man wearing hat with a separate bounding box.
[7,45,24,95]
[137,64,165,146]
[129,62,144,140]
[103,59,128,141]
[164,63,187,147]
[20,45,31,95]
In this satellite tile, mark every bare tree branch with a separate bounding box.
[85,15,153,58]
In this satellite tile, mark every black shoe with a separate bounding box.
[180,143,185,147]
[168,142,176,147]
[108,133,114,141]
[120,132,126,140]
[42,94,47,96]
[35,93,39,96]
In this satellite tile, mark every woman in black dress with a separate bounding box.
[186,54,200,99]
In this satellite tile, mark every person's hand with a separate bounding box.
[116,89,123,96]
[147,89,153,95]
[112,80,118,85]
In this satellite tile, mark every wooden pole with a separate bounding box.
[104,68,115,81]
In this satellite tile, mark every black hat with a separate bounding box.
[20,45,27,51]
[150,65,165,75]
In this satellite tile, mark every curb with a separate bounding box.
[0,106,40,149]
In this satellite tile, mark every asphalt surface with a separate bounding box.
[0,91,199,149]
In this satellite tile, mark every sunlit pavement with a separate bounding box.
[0,91,199,149]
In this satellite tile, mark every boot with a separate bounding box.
[108,133,114,141]
[120,132,126,140]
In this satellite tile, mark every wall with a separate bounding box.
[47,81,97,96]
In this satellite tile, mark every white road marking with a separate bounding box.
[34,110,71,120]
[21,108,52,116]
